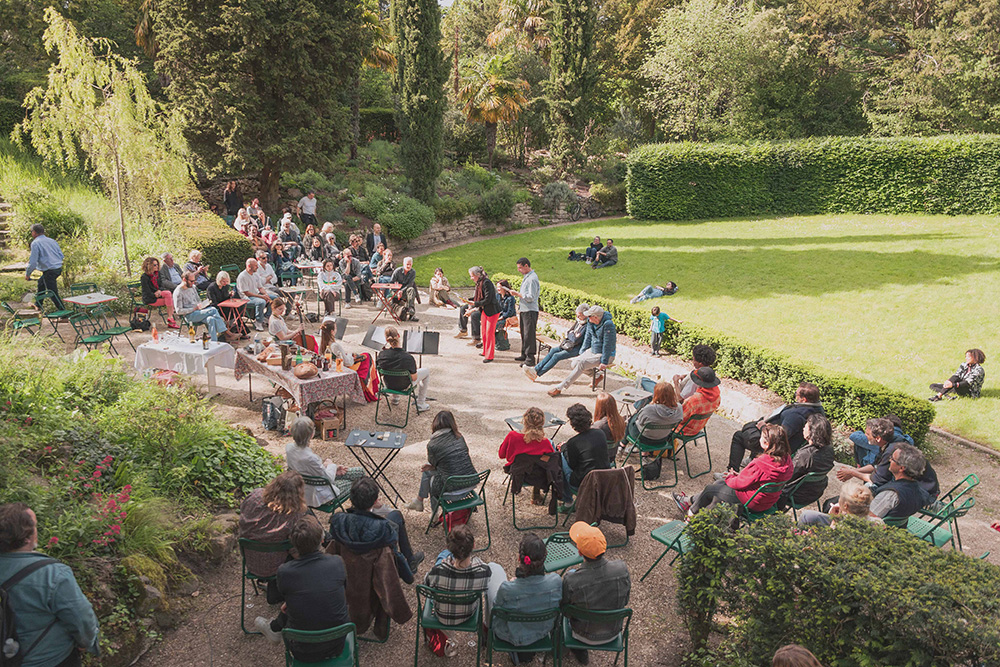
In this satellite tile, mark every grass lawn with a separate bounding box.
[416,214,1000,449]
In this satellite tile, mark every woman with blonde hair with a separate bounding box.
[772,644,824,667]
[238,471,308,583]
[499,407,555,465]
[593,392,626,460]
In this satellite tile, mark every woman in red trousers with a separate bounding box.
[469,266,501,363]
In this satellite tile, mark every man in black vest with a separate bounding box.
[837,418,939,502]
[870,444,926,520]
[728,382,824,471]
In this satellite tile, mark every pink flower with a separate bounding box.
[48,537,59,546]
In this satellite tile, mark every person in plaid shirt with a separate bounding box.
[679,366,722,434]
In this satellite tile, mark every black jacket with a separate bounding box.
[140,273,161,304]
[767,402,824,453]
[563,428,611,488]
[779,441,834,508]
[506,453,565,514]
[275,551,350,661]
[207,282,233,306]
[473,277,500,316]
[366,232,388,256]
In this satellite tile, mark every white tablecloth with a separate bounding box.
[134,338,236,375]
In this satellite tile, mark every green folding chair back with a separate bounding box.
[220,264,241,275]
[487,606,560,667]
[92,304,136,352]
[375,368,416,428]
[238,538,293,634]
[414,585,483,667]
[739,481,786,523]
[906,496,975,549]
[669,411,714,480]
[560,605,631,667]
[623,421,680,491]
[543,531,583,573]
[918,473,979,551]
[70,282,97,296]
[68,312,116,353]
[282,624,358,667]
[784,471,829,521]
[427,469,491,552]
[508,456,559,531]
[641,520,692,581]
[301,474,353,514]
[2,301,40,334]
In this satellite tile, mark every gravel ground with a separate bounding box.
[103,293,999,667]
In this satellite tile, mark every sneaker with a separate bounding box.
[405,497,424,512]
[468,339,480,347]
[408,551,425,571]
[483,358,493,363]
[444,639,458,658]
[345,301,353,308]
[411,317,419,322]
[928,395,941,402]
[524,366,538,381]
[254,616,282,644]
[455,331,469,339]
[416,403,431,412]
[672,492,691,514]
[475,342,483,349]
[254,321,265,331]
[514,355,526,362]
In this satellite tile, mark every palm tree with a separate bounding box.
[459,54,529,169]
[352,2,396,161]
[487,0,551,56]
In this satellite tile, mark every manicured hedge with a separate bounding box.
[176,214,253,272]
[626,135,1000,220]
[494,273,935,443]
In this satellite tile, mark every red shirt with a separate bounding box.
[681,386,720,435]
[498,431,555,465]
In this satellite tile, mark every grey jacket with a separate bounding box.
[159,262,183,292]
[562,557,631,643]
[634,403,683,434]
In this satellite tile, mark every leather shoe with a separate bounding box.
[547,388,561,397]
[514,355,526,361]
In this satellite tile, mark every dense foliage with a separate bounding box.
[176,215,254,273]
[677,507,1000,667]
[626,135,1000,221]
[393,0,448,202]
[546,0,596,172]
[495,273,935,443]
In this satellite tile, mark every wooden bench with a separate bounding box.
[536,334,559,356]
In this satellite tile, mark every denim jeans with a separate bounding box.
[185,306,226,340]
[245,296,269,323]
[631,285,665,303]
[560,455,578,502]
[535,348,575,377]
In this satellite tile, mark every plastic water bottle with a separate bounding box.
[253,334,261,354]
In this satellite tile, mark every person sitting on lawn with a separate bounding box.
[285,417,351,508]
[797,479,882,527]
[329,477,425,584]
[526,303,589,381]
[561,522,631,665]
[624,382,684,480]
[775,413,835,512]
[267,298,306,343]
[728,382,824,472]
[585,236,603,263]
[673,424,792,517]
[591,239,618,269]
[630,281,678,303]
[429,267,459,308]
[548,305,616,397]
[422,526,507,658]
[929,348,986,402]
[836,417,939,503]
[254,515,351,660]
[405,410,475,512]
[559,403,611,506]
[378,326,431,415]
[491,534,562,664]
[672,344,717,400]
[140,256,180,329]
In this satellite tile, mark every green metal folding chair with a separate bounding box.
[783,471,828,521]
[126,281,167,324]
[375,368,417,428]
[238,538,292,635]
[92,304,136,352]
[426,470,491,552]
[543,531,583,573]
[506,460,559,531]
[220,264,241,275]
[33,290,73,340]
[917,473,979,551]
[282,624,359,667]
[738,481,787,524]
[68,312,116,354]
[904,496,976,549]
[620,421,681,491]
[301,475,354,514]
[414,585,483,667]
[2,301,41,335]
[487,607,560,667]
[560,605,631,667]
[641,520,691,581]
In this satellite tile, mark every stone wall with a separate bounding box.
[397,202,574,252]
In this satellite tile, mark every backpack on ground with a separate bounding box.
[1,558,57,667]
[262,396,287,433]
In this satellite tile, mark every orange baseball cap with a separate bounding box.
[569,521,606,559]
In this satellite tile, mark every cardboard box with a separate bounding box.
[316,418,339,441]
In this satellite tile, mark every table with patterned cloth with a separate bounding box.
[233,349,366,409]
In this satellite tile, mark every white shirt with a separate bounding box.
[258,262,277,286]
[268,316,290,338]
[298,196,317,216]
[236,269,264,298]
[285,443,342,507]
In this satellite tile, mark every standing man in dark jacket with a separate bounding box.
[728,382,824,471]
[512,257,540,367]
[329,478,424,583]
[255,516,351,660]
[365,223,388,257]
[562,522,631,665]
[470,266,501,363]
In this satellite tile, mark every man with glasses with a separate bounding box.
[869,444,927,520]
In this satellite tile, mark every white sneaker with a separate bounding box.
[345,302,353,308]
[254,616,282,644]
[254,321,265,332]
[416,403,431,413]
[524,366,538,381]
[444,639,458,658]
[405,497,424,512]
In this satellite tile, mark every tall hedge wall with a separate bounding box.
[494,273,935,443]
[626,135,1000,220]
[176,214,253,272]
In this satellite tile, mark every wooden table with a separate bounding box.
[217,298,249,336]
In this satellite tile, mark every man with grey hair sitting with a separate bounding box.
[868,444,928,521]
[548,305,616,396]
[284,417,354,508]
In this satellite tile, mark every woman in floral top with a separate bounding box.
[929,348,986,401]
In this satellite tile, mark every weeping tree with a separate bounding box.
[16,8,190,275]
[547,0,596,173]
[392,0,448,202]
[459,54,529,169]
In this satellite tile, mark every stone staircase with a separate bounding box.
[0,200,10,248]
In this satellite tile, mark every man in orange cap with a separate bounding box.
[561,522,631,664]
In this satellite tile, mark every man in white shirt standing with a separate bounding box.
[298,191,318,228]
[512,257,540,367]
[237,258,272,331]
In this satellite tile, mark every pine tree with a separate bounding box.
[547,0,595,173]
[392,0,448,202]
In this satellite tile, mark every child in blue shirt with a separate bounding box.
[649,306,679,356]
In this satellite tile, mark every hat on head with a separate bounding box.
[691,366,720,388]
[569,521,607,559]
[282,212,293,221]
[585,305,605,318]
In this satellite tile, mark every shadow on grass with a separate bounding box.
[596,232,964,249]
[977,389,1000,399]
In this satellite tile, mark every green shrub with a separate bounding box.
[175,214,253,271]
[350,182,393,220]
[541,181,577,212]
[359,107,398,142]
[678,508,1000,667]
[279,169,339,193]
[433,194,479,223]
[589,182,626,211]
[380,195,435,240]
[493,273,934,442]
[626,135,1000,220]
[456,162,499,195]
[478,182,516,224]
[9,185,87,246]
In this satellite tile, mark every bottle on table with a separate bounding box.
[335,357,343,373]
[295,351,303,367]
[151,323,159,342]
[202,332,210,349]
[188,324,196,343]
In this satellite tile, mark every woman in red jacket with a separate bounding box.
[499,406,555,465]
[673,424,793,517]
